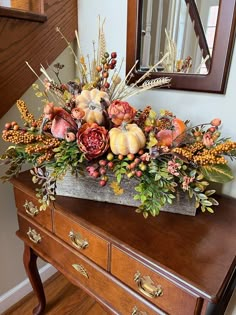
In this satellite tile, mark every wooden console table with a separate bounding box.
[11,171,236,315]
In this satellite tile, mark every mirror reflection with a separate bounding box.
[140,0,219,74]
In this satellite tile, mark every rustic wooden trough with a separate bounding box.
[55,172,196,216]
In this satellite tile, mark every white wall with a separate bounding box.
[0,47,75,296]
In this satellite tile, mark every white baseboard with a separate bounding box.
[0,263,57,314]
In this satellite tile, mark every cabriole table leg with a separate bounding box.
[23,243,46,315]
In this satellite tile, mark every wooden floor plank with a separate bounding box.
[3,272,108,315]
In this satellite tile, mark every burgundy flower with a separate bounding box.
[108,100,137,125]
[77,123,109,160]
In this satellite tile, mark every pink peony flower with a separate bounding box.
[108,100,137,125]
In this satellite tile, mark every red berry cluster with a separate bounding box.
[86,149,149,187]
[96,52,117,90]
[124,150,149,178]
[86,152,114,186]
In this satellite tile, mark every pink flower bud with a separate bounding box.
[65,132,76,142]
[211,118,221,127]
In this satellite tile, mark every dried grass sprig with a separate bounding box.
[97,17,106,65]
[112,55,171,101]
[141,77,171,89]
[25,62,61,105]
[75,30,88,83]
[56,27,78,65]
[111,60,138,100]
[131,53,170,88]
[119,77,171,100]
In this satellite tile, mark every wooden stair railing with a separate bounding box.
[185,0,211,71]
[0,0,77,119]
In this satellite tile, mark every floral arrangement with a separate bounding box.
[1,23,236,218]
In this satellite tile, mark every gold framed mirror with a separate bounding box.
[126,0,236,93]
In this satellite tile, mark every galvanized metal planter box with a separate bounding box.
[55,172,196,216]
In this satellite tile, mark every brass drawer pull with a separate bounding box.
[23,200,39,217]
[72,264,89,278]
[69,230,89,249]
[132,306,148,315]
[134,271,163,298]
[27,227,41,244]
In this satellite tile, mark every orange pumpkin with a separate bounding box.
[157,118,186,147]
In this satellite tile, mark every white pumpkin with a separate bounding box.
[75,88,110,125]
[109,123,146,155]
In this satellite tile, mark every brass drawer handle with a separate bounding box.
[69,231,89,249]
[72,264,89,279]
[134,271,163,299]
[27,227,41,244]
[132,306,148,315]
[23,200,39,217]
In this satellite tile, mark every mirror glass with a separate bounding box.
[139,0,219,75]
[126,0,236,93]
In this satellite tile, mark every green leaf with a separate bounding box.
[201,200,212,206]
[188,189,193,198]
[208,197,219,206]
[32,83,39,90]
[198,193,207,200]
[195,201,200,208]
[200,164,234,183]
[117,173,122,183]
[201,205,206,212]
[155,174,161,181]
[133,194,140,200]
[196,173,204,180]
[35,91,43,97]
[206,207,214,213]
[140,195,147,203]
[189,169,197,177]
[32,176,38,184]
[143,212,148,219]
[205,190,216,196]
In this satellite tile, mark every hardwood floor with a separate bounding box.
[3,272,109,315]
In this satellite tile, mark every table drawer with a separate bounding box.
[14,187,52,231]
[111,246,202,315]
[51,246,165,315]
[17,214,166,315]
[54,209,109,270]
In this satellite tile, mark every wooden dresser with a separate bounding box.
[11,172,236,315]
